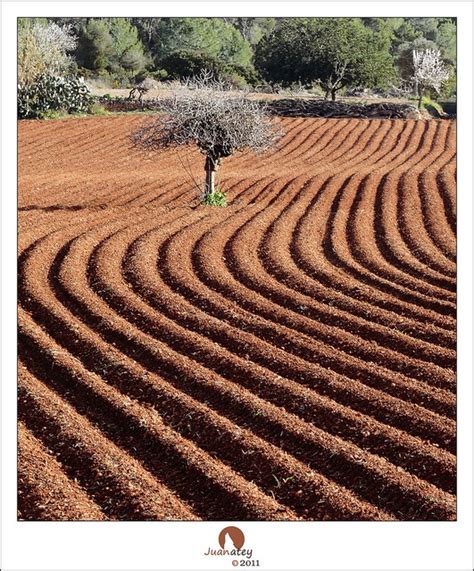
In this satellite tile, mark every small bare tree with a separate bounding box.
[412,49,450,109]
[131,73,280,203]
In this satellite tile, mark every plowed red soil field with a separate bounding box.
[18,115,456,521]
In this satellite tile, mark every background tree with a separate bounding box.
[149,18,252,69]
[18,19,77,86]
[19,17,456,99]
[76,18,148,80]
[412,48,450,108]
[131,74,280,203]
[223,17,276,45]
[76,19,115,72]
[255,18,395,99]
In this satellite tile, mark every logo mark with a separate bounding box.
[218,526,245,550]
[204,525,255,562]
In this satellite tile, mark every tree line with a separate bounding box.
[18,17,456,99]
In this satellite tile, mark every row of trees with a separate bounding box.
[19,17,456,98]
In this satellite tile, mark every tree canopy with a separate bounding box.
[19,17,457,97]
[255,18,395,99]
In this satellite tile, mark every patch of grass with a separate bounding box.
[36,109,70,120]
[421,96,445,117]
[201,188,227,207]
[88,102,109,116]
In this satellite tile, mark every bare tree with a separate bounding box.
[131,73,280,203]
[412,49,450,109]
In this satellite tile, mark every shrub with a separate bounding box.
[18,20,77,87]
[88,102,109,116]
[161,50,224,80]
[201,188,227,206]
[18,74,92,119]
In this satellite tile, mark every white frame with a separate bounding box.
[2,2,472,569]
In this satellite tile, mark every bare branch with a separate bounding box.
[131,72,281,161]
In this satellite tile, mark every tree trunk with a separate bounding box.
[204,155,217,197]
[331,89,336,101]
[417,86,423,109]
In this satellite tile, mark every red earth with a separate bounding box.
[18,115,456,521]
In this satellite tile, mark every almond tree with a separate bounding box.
[412,49,450,108]
[18,20,77,86]
[131,73,280,203]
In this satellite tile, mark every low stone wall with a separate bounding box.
[262,98,422,119]
[97,95,423,120]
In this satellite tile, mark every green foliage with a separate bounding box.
[438,70,456,98]
[201,188,227,207]
[18,17,457,100]
[76,18,148,79]
[160,50,256,87]
[421,95,444,117]
[435,19,457,64]
[18,74,92,119]
[88,102,109,116]
[150,18,253,70]
[255,18,395,98]
[161,50,223,79]
[35,109,69,120]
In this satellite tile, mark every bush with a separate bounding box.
[134,69,168,83]
[161,50,223,80]
[18,74,92,119]
[201,188,227,206]
[223,63,259,87]
[88,102,109,116]
[161,50,257,88]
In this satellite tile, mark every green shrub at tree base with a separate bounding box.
[201,188,227,207]
[18,74,92,119]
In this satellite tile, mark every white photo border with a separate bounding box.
[2,2,472,570]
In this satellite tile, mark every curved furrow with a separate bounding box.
[19,227,411,520]
[401,121,456,264]
[187,200,456,392]
[370,121,456,282]
[18,422,107,521]
[436,163,456,234]
[20,308,393,521]
[18,115,457,522]
[344,122,456,292]
[48,227,457,518]
[290,124,456,327]
[349,169,455,306]
[260,160,455,349]
[418,165,456,261]
[258,116,454,318]
[118,215,457,481]
[236,119,355,178]
[395,158,457,274]
[18,360,198,521]
[324,122,456,312]
[275,119,364,168]
[19,314,308,521]
[97,208,457,444]
[219,133,456,367]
